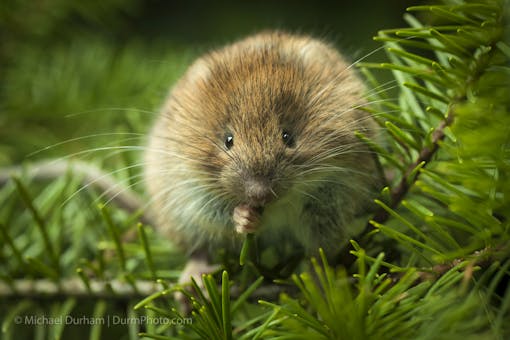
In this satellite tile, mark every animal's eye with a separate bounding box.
[224,133,234,150]
[282,130,295,147]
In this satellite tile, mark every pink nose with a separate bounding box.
[244,178,273,207]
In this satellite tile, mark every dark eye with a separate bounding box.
[225,133,234,150]
[282,130,295,147]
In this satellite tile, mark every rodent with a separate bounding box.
[144,31,383,282]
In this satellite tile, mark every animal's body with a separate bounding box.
[144,31,382,280]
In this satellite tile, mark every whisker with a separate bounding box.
[340,35,417,75]
[154,115,239,165]
[64,107,159,118]
[292,186,322,204]
[26,132,144,158]
[101,176,148,208]
[60,162,147,209]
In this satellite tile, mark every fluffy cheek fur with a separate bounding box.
[144,123,236,247]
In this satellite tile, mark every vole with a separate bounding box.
[144,31,383,285]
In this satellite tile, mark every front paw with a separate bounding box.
[233,204,261,234]
[175,258,220,314]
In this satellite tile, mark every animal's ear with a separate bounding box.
[292,37,344,70]
[184,58,212,85]
[297,40,330,64]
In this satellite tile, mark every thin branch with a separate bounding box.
[412,243,507,284]
[0,159,153,225]
[0,278,292,301]
[335,109,457,265]
[368,109,455,228]
[0,278,160,300]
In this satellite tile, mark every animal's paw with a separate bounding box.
[233,204,261,234]
[175,257,220,314]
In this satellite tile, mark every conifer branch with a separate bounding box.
[0,159,152,225]
[0,278,290,301]
[369,110,455,228]
[0,278,160,300]
[413,243,507,283]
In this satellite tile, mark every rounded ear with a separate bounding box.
[184,58,211,85]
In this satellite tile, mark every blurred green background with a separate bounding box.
[0,0,413,168]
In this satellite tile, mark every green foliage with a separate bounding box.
[358,0,509,265]
[1,0,509,339]
[261,249,497,340]
[0,38,191,165]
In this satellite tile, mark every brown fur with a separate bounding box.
[145,31,382,257]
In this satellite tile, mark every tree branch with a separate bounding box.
[0,159,153,225]
[0,278,159,300]
[368,110,455,228]
[0,278,292,302]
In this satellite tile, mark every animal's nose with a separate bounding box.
[244,177,274,207]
